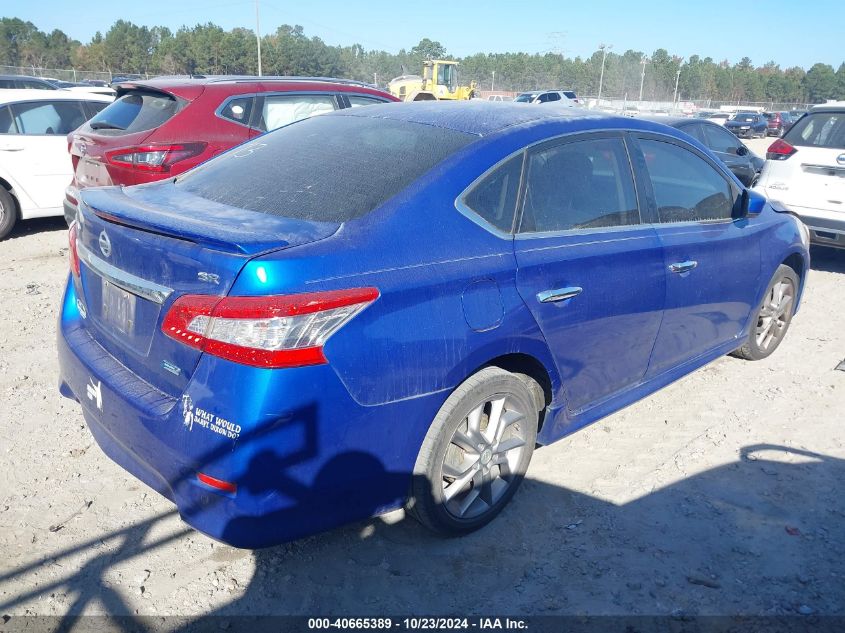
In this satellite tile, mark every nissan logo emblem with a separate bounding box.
[98,231,112,258]
[837,154,845,166]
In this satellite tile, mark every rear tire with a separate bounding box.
[0,188,17,240]
[409,367,538,536]
[732,264,799,361]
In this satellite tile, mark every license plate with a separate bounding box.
[102,279,136,335]
[741,126,750,130]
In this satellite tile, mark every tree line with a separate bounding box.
[2,16,845,104]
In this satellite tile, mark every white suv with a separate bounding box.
[754,102,845,249]
[514,90,579,106]
[0,90,113,239]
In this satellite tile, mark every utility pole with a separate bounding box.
[491,70,495,92]
[255,0,262,77]
[672,59,683,111]
[597,43,612,104]
[638,55,649,104]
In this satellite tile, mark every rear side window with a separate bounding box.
[258,94,336,132]
[219,96,254,126]
[9,101,87,134]
[521,137,639,233]
[87,90,181,134]
[176,114,475,222]
[462,154,523,232]
[563,91,577,100]
[785,112,845,149]
[640,139,734,223]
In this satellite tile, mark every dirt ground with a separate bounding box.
[1,176,844,622]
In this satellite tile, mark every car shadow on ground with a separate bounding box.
[1,443,843,628]
[810,246,845,274]
[6,216,67,241]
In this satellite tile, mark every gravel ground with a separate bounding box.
[0,194,844,623]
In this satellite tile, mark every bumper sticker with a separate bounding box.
[181,394,241,440]
[86,378,102,411]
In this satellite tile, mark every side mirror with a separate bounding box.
[736,145,748,156]
[738,189,766,217]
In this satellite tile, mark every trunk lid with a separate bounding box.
[74,184,340,396]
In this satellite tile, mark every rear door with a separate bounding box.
[513,132,666,414]
[4,99,88,210]
[630,134,762,377]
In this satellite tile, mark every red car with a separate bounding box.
[65,76,398,222]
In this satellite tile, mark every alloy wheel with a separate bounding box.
[755,277,795,352]
[440,395,528,520]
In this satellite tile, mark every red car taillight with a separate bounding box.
[105,143,207,173]
[767,138,797,161]
[162,288,379,368]
[68,222,81,277]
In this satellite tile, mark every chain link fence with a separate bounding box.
[0,65,152,83]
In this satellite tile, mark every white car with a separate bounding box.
[754,102,845,249]
[0,90,113,239]
[514,90,579,106]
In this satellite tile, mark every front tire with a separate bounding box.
[409,367,538,535]
[0,188,17,240]
[733,264,799,360]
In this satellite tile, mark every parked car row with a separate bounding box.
[0,77,398,238]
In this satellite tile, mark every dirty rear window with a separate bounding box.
[175,114,476,222]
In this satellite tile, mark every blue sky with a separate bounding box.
[7,0,844,69]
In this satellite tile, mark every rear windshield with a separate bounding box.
[733,114,756,122]
[86,90,181,134]
[785,111,845,149]
[175,113,476,222]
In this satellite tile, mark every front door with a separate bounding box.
[513,133,665,414]
[630,135,762,377]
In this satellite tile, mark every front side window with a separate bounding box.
[462,154,523,232]
[520,137,639,233]
[703,124,742,154]
[347,95,388,108]
[259,94,336,132]
[639,139,734,223]
[9,101,87,134]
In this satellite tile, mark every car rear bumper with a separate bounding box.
[766,202,845,249]
[57,277,443,547]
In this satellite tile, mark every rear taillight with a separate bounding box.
[68,222,81,277]
[162,288,379,368]
[767,138,797,161]
[105,143,207,173]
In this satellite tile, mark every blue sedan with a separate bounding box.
[724,112,769,138]
[58,102,809,547]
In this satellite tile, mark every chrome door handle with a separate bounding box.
[669,260,698,274]
[537,286,583,303]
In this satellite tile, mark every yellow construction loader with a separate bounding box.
[388,60,476,101]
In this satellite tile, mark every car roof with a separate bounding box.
[810,101,845,112]
[118,74,377,90]
[0,74,49,81]
[0,89,114,105]
[333,100,680,137]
